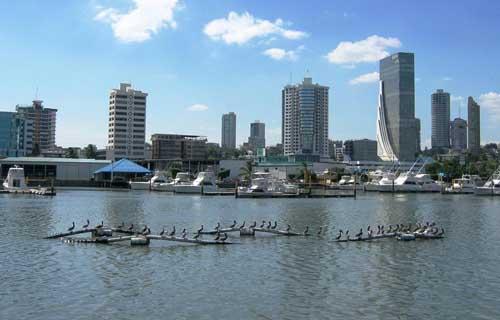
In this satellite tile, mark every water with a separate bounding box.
[1,190,500,319]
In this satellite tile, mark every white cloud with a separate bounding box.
[203,11,308,45]
[349,72,379,85]
[95,0,179,43]
[262,45,304,61]
[479,92,500,120]
[187,104,209,112]
[325,35,401,65]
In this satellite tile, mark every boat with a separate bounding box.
[173,171,217,194]
[237,172,299,198]
[337,175,364,190]
[375,159,441,193]
[2,166,28,191]
[365,171,397,191]
[154,172,192,192]
[129,172,169,190]
[445,175,482,194]
[415,173,442,192]
[474,167,500,196]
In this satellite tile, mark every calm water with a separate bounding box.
[1,190,500,319]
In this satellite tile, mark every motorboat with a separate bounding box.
[173,171,217,194]
[237,172,298,198]
[338,175,364,190]
[365,171,398,191]
[415,174,442,192]
[445,175,482,194]
[153,172,191,192]
[2,166,28,191]
[129,172,168,190]
[475,167,500,196]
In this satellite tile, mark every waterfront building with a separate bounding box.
[266,143,283,156]
[151,134,207,161]
[282,77,329,158]
[248,120,265,151]
[376,52,419,161]
[467,97,481,154]
[450,118,467,151]
[221,112,236,149]
[16,100,56,154]
[431,89,451,149]
[106,83,147,161]
[0,111,32,157]
[343,139,379,161]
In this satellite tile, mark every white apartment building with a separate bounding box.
[106,83,147,161]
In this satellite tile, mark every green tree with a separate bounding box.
[239,160,253,180]
[83,144,97,159]
[218,168,230,180]
[65,147,78,159]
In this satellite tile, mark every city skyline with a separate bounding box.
[0,1,499,148]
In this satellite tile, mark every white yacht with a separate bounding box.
[445,175,482,194]
[475,167,500,196]
[173,171,217,194]
[2,166,28,191]
[365,172,398,191]
[415,173,442,192]
[155,172,192,192]
[129,172,168,190]
[338,175,364,190]
[377,160,441,193]
[238,172,299,197]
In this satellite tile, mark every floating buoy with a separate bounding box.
[130,236,150,246]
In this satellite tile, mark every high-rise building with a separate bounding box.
[0,111,32,157]
[343,139,379,161]
[376,52,419,161]
[282,77,329,158]
[106,83,147,161]
[248,120,265,151]
[16,100,56,154]
[450,118,467,151]
[467,97,481,154]
[151,134,207,161]
[221,112,236,149]
[431,89,451,149]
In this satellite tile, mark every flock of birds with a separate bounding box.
[63,219,444,243]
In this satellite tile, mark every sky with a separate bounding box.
[0,0,499,149]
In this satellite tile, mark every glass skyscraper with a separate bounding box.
[431,89,451,149]
[0,111,32,157]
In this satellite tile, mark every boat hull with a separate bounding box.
[474,187,500,196]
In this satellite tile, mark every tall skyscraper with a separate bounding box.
[467,97,481,154]
[106,83,147,161]
[431,89,451,149]
[248,120,265,151]
[282,77,329,157]
[221,112,236,149]
[16,100,56,154]
[0,111,32,157]
[450,118,467,151]
[377,52,419,161]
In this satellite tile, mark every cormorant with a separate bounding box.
[271,221,277,230]
[239,221,246,230]
[230,220,237,228]
[214,231,221,241]
[169,226,176,236]
[68,222,75,232]
[197,225,204,233]
[160,228,165,236]
[220,233,228,241]
[128,224,134,231]
[82,219,89,229]
[336,230,343,240]
[303,226,309,236]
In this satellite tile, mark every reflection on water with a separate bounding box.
[1,191,500,319]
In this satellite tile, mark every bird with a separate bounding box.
[141,225,148,233]
[128,224,134,231]
[197,225,204,233]
[193,232,200,240]
[250,221,257,228]
[214,222,220,231]
[271,221,277,230]
[367,225,371,232]
[142,228,151,236]
[336,230,343,240]
[68,222,75,232]
[303,226,309,236]
[169,226,176,236]
[355,228,363,239]
[267,221,272,229]
[239,221,246,230]
[82,219,89,229]
[286,224,291,232]
[230,220,237,228]
[317,226,323,235]
[96,221,103,228]
[159,228,165,236]
[220,233,228,242]
[214,231,221,241]
[181,229,187,239]
[437,228,445,236]
[367,229,373,238]
[377,225,381,235]
[260,221,266,228]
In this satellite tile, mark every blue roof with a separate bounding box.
[94,159,151,174]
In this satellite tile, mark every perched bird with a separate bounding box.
[355,228,363,238]
[239,221,246,229]
[160,228,165,236]
[271,221,277,230]
[220,233,228,242]
[82,219,90,229]
[438,228,445,236]
[367,229,373,238]
[260,221,266,228]
[286,224,291,232]
[230,220,237,228]
[303,226,309,236]
[96,221,103,228]
[267,221,272,229]
[141,225,148,233]
[336,230,343,240]
[367,225,371,232]
[317,226,323,235]
[214,222,220,231]
[68,222,75,232]
[214,231,221,241]
[181,229,187,239]
[250,221,257,228]
[197,225,204,233]
[193,232,200,240]
[128,224,134,231]
[142,228,151,236]
[169,226,176,236]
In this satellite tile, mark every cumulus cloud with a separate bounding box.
[95,0,179,43]
[262,45,304,61]
[186,104,209,112]
[349,72,379,85]
[479,92,500,120]
[203,11,307,45]
[325,35,401,65]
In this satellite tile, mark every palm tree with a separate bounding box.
[240,160,253,181]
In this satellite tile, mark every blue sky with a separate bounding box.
[0,0,499,148]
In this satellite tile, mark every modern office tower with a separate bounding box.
[106,83,147,161]
[450,118,467,151]
[416,118,421,153]
[221,112,236,149]
[248,120,265,151]
[0,111,32,157]
[376,52,419,161]
[343,139,378,161]
[151,134,208,161]
[282,77,329,158]
[16,100,56,154]
[467,97,481,154]
[431,89,451,149]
